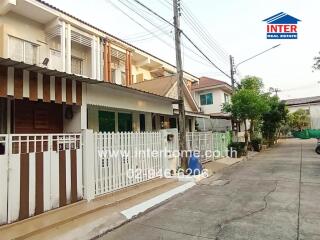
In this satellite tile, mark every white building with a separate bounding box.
[285,96,320,129]
[191,77,233,132]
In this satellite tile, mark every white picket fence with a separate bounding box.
[186,132,230,162]
[93,132,163,196]
[0,133,82,225]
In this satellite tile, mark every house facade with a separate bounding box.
[130,75,209,132]
[0,0,200,134]
[284,96,320,129]
[191,77,233,132]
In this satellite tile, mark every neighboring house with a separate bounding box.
[130,75,210,132]
[191,77,233,132]
[0,0,199,134]
[284,96,320,129]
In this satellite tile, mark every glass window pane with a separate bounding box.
[118,113,132,132]
[139,114,145,131]
[200,94,206,105]
[206,93,213,105]
[9,36,23,62]
[25,42,38,64]
[111,69,116,83]
[121,71,126,86]
[99,111,115,132]
[169,117,177,128]
[71,57,82,75]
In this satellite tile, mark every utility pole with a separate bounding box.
[229,55,238,141]
[229,55,235,89]
[173,0,187,170]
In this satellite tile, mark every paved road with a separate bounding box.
[99,139,320,240]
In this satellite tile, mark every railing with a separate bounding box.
[94,132,163,196]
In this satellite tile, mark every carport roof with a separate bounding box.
[284,96,320,106]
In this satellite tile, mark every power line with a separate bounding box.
[131,0,231,78]
[122,24,170,40]
[163,0,230,63]
[117,0,222,68]
[106,0,216,68]
[180,3,230,61]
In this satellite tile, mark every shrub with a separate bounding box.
[251,138,262,152]
[228,142,246,158]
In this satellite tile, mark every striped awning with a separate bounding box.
[0,58,96,105]
[0,57,178,106]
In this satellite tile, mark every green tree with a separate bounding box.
[261,96,288,146]
[288,109,310,131]
[223,76,269,153]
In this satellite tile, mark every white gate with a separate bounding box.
[0,133,82,225]
[94,132,163,196]
[186,132,230,162]
[186,132,213,163]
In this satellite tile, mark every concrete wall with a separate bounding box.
[195,118,231,132]
[63,105,82,133]
[0,12,46,62]
[86,84,173,115]
[288,104,320,129]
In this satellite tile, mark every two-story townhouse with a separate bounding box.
[191,77,233,132]
[0,0,200,135]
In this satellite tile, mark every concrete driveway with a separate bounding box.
[99,139,320,240]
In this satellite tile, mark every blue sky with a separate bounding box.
[45,0,320,99]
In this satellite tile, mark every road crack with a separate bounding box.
[214,181,278,240]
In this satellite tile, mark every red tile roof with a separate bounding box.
[191,77,231,90]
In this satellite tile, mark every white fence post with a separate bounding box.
[0,135,8,225]
[82,129,95,201]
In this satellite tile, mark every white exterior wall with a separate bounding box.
[86,84,173,115]
[0,12,47,62]
[194,88,229,114]
[131,65,153,83]
[0,12,97,79]
[288,104,320,129]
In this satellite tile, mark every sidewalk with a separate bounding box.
[0,153,253,240]
[0,179,188,240]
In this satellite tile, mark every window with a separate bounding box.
[71,56,83,75]
[9,36,38,64]
[139,114,145,132]
[0,98,7,134]
[169,118,177,129]
[200,93,213,105]
[152,114,156,131]
[121,71,126,86]
[118,113,132,132]
[99,111,115,132]
[111,69,116,83]
[188,119,192,132]
[224,93,230,103]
